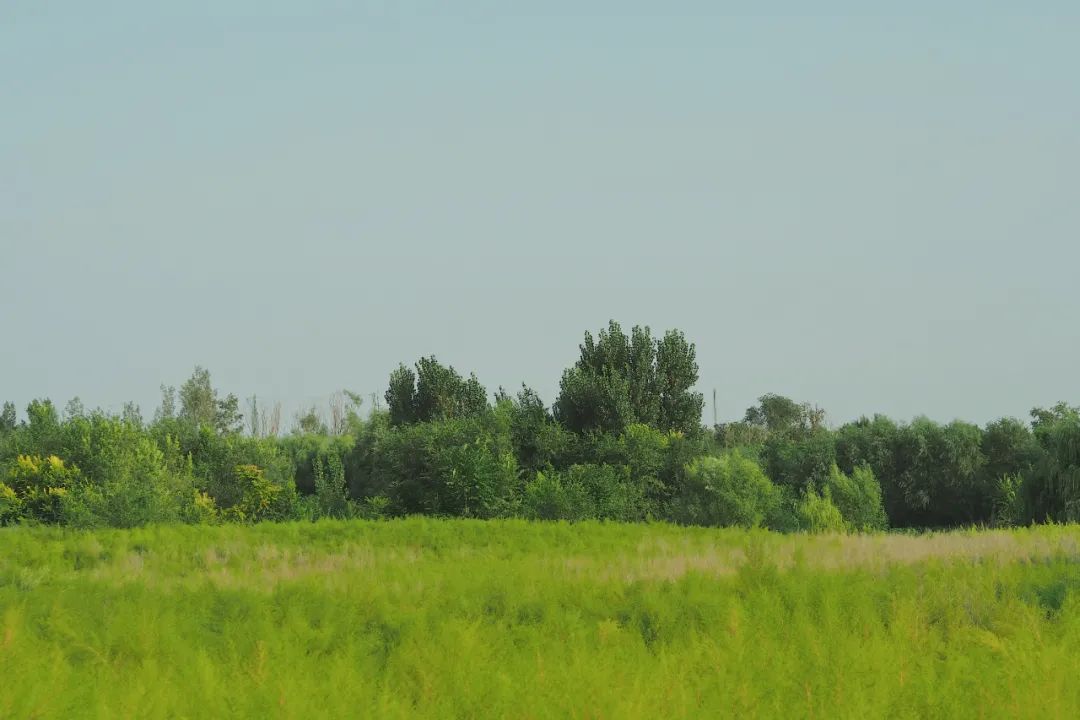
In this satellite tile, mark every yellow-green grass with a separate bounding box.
[3,520,1080,719]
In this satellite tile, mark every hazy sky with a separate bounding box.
[3,2,1078,428]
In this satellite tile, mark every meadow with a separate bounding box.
[3,519,1080,718]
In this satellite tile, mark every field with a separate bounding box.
[3,520,1080,718]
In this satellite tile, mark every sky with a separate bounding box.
[3,2,1079,428]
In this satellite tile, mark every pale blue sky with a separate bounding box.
[3,2,1078,427]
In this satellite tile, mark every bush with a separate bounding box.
[430,435,518,519]
[670,453,779,528]
[313,452,354,519]
[992,473,1025,528]
[567,463,643,521]
[762,432,837,494]
[795,489,847,533]
[3,454,81,524]
[220,465,300,523]
[0,480,20,525]
[1026,416,1080,522]
[279,433,354,495]
[824,464,887,532]
[62,434,192,528]
[522,470,590,521]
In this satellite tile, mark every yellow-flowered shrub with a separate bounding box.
[220,465,297,523]
[0,481,21,524]
[3,454,82,524]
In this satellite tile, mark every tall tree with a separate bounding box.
[655,329,704,434]
[743,394,823,439]
[385,364,418,426]
[555,321,703,435]
[155,385,177,423]
[179,367,217,427]
[177,366,243,434]
[1,401,17,433]
[385,356,489,426]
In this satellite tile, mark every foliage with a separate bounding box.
[0,401,16,434]
[743,393,825,440]
[2,454,79,524]
[1025,410,1080,522]
[497,385,578,473]
[554,321,702,435]
[178,366,243,434]
[824,464,887,532]
[385,356,488,426]
[313,451,353,519]
[221,464,299,522]
[670,453,779,528]
[1,325,1078,533]
[761,431,837,494]
[521,470,591,521]
[794,488,848,533]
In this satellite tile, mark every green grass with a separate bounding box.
[3,520,1080,718]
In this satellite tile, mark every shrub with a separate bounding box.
[313,452,354,519]
[762,432,837,494]
[522,470,590,521]
[221,465,300,522]
[992,473,1025,528]
[62,433,192,528]
[430,435,518,519]
[670,453,779,528]
[4,454,80,524]
[795,489,847,533]
[824,464,887,532]
[357,495,391,520]
[0,481,23,525]
[182,489,220,524]
[1026,414,1080,523]
[566,463,643,521]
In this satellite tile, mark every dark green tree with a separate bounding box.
[743,393,824,439]
[655,330,704,434]
[0,402,15,434]
[385,356,489,426]
[554,321,703,435]
[177,367,242,434]
[385,364,418,426]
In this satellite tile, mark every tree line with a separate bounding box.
[2,321,1078,531]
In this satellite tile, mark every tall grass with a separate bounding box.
[3,520,1080,718]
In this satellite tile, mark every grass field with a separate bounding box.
[3,520,1080,718]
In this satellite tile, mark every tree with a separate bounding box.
[824,464,887,532]
[1031,402,1080,432]
[384,356,489,426]
[496,385,576,472]
[25,399,61,455]
[121,402,143,428]
[155,385,177,423]
[554,321,703,435]
[177,367,243,434]
[743,394,824,439]
[1025,405,1080,522]
[385,364,418,426]
[179,367,216,427]
[64,397,85,420]
[655,330,704,435]
[214,393,243,435]
[293,406,328,435]
[670,453,780,528]
[888,418,987,527]
[0,402,16,434]
[762,431,837,494]
[980,417,1040,489]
